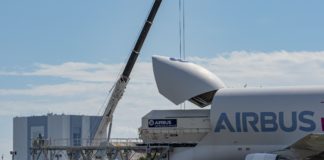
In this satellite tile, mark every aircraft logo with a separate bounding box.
[214,111,316,133]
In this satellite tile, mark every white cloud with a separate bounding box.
[0,82,110,96]
[1,50,324,140]
[0,62,124,82]
[189,51,324,87]
[0,96,106,116]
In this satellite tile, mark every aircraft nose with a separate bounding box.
[151,55,164,64]
[152,55,226,107]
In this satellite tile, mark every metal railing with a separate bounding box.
[31,138,143,147]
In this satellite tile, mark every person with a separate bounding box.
[38,134,45,146]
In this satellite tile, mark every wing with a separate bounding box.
[274,133,324,160]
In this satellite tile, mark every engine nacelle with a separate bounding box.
[245,153,279,160]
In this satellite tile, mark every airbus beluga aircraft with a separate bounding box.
[151,55,324,160]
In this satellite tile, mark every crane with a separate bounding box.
[91,0,163,146]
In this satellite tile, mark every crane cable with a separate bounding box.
[179,0,186,109]
[182,0,186,60]
[178,0,182,60]
[179,0,186,60]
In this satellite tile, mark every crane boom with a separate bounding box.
[92,0,162,146]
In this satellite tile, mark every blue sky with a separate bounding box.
[1,0,324,158]
[1,0,324,66]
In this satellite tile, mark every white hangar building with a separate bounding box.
[13,114,102,160]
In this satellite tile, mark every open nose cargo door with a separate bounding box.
[152,55,226,108]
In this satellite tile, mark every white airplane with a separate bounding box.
[151,55,324,160]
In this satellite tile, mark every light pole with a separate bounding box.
[10,151,17,160]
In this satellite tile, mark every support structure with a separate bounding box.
[30,1,165,160]
[92,0,163,146]
[31,138,171,160]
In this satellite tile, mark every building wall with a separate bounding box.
[81,116,91,146]
[48,115,70,146]
[13,115,102,160]
[70,116,82,146]
[13,117,27,160]
[27,116,47,160]
[61,115,70,145]
[90,116,102,140]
